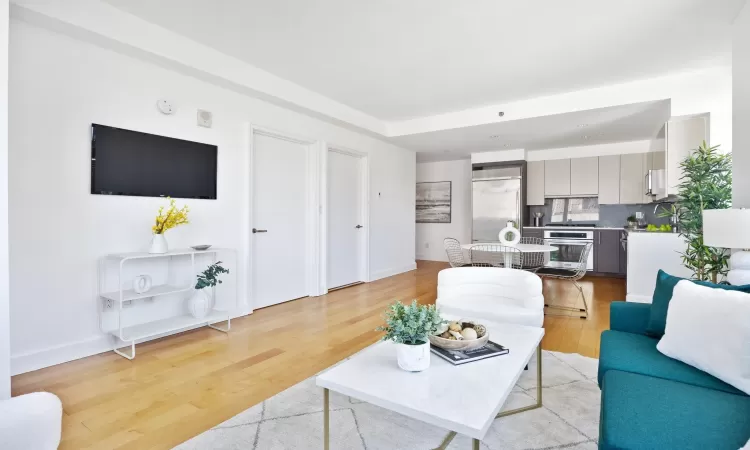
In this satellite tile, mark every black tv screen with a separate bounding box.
[91,124,217,199]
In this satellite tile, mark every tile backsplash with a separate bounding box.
[528,201,673,227]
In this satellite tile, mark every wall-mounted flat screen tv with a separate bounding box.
[91,124,218,199]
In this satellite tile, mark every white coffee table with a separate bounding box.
[316,322,544,449]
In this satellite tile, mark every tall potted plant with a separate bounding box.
[673,141,732,282]
[376,300,444,372]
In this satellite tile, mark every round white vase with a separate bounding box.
[187,289,212,319]
[149,233,168,254]
[395,341,431,372]
[498,220,521,246]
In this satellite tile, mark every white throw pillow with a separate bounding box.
[656,280,750,395]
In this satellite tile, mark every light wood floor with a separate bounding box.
[12,260,624,450]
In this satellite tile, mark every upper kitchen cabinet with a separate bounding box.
[570,157,598,196]
[652,114,709,200]
[526,161,545,205]
[544,159,571,196]
[620,153,646,204]
[598,155,620,204]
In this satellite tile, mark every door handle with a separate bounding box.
[355,225,363,229]
[252,228,267,233]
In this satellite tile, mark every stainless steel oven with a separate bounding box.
[543,229,594,270]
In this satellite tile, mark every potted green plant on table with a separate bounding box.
[376,300,444,372]
[188,261,229,319]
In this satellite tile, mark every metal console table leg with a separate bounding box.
[114,340,135,360]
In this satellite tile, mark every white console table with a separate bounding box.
[98,248,237,360]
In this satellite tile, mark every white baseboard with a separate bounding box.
[370,262,417,281]
[11,308,254,376]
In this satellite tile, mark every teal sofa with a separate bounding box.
[598,302,750,450]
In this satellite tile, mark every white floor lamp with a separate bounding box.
[702,209,750,285]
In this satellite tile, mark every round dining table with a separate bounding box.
[461,242,558,268]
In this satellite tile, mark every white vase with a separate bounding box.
[498,220,521,246]
[149,233,168,254]
[395,341,431,372]
[187,289,212,319]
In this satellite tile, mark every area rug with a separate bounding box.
[174,350,601,450]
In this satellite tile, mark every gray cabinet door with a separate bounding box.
[544,159,571,196]
[598,155,621,204]
[526,161,545,205]
[595,230,621,274]
[570,157,598,196]
[619,153,645,204]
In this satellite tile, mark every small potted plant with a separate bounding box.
[376,300,444,372]
[150,197,189,254]
[626,214,638,229]
[188,261,229,319]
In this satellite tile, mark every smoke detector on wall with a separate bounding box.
[156,99,174,115]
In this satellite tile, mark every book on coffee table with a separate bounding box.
[430,341,509,365]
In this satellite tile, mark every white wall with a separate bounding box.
[8,19,415,374]
[12,0,386,136]
[734,1,750,207]
[415,160,471,261]
[0,0,10,399]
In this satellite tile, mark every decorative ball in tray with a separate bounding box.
[428,320,489,351]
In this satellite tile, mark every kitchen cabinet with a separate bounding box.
[652,115,709,200]
[642,152,653,203]
[594,230,621,274]
[544,159,571,196]
[598,155,620,204]
[526,161,545,205]
[570,157,598,196]
[619,153,646,204]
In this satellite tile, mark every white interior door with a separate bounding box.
[327,150,362,289]
[253,133,308,308]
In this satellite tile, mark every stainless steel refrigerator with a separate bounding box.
[472,167,523,242]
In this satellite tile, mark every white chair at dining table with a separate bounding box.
[470,243,523,269]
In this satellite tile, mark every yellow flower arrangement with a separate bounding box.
[152,197,189,234]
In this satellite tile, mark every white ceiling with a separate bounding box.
[402,100,671,162]
[102,0,741,121]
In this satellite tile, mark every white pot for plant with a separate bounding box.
[187,289,212,319]
[395,341,431,372]
[149,233,168,254]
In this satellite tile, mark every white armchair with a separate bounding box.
[0,392,62,449]
[436,267,544,328]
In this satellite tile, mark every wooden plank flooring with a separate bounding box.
[11,260,624,450]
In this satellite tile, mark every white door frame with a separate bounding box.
[321,144,370,294]
[245,124,324,313]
